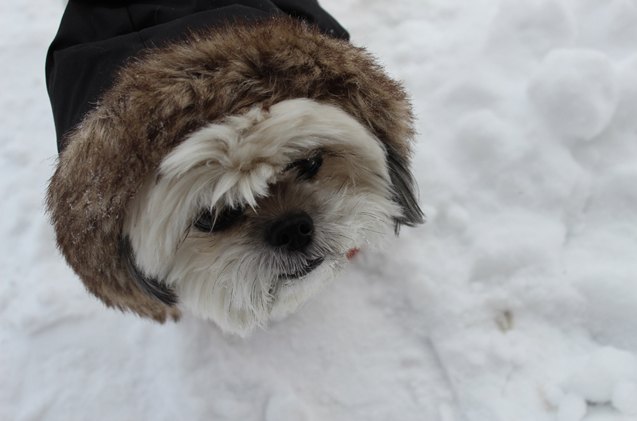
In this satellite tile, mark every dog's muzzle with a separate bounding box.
[265,211,324,280]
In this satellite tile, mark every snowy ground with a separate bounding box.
[2,0,637,420]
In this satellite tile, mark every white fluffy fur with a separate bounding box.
[124,99,402,335]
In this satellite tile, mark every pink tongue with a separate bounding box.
[346,248,360,260]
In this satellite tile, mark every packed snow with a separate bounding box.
[2,0,637,420]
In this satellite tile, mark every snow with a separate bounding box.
[613,382,637,415]
[529,49,618,140]
[558,394,588,421]
[1,0,637,420]
[563,347,637,405]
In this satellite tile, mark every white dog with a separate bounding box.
[46,6,422,335]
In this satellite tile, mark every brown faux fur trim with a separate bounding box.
[47,17,415,322]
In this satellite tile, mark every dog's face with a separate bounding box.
[123,99,421,335]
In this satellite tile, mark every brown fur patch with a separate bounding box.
[47,17,415,321]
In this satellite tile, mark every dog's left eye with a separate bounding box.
[291,154,323,180]
[194,207,245,233]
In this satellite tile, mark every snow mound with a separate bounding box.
[528,49,618,140]
[564,347,637,404]
[488,0,575,60]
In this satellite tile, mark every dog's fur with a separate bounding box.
[47,17,422,334]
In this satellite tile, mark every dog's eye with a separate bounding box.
[292,154,323,180]
[194,207,245,233]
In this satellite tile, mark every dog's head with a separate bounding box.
[47,18,422,334]
[123,99,422,335]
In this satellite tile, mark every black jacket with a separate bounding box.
[46,0,348,152]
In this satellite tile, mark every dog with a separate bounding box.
[46,0,423,336]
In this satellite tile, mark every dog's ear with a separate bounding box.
[119,236,178,307]
[386,145,425,233]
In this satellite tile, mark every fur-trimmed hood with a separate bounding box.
[46,15,415,322]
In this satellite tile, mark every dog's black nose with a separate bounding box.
[266,211,314,252]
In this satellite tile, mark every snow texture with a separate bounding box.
[2,0,637,420]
